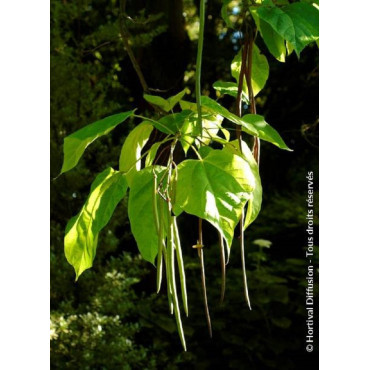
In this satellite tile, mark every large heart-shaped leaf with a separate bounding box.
[119,122,153,185]
[180,113,223,155]
[201,96,291,150]
[231,43,269,97]
[256,2,319,56]
[128,166,170,264]
[251,7,286,62]
[65,168,128,279]
[61,111,134,174]
[223,140,263,228]
[173,149,255,250]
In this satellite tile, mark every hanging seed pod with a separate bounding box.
[152,172,164,293]
[173,217,188,317]
[218,231,226,304]
[168,216,187,351]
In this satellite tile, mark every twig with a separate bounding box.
[195,0,206,135]
[119,0,149,93]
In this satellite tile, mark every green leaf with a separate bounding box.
[286,40,294,56]
[180,113,223,154]
[283,2,319,55]
[200,96,291,150]
[253,239,272,248]
[251,7,286,62]
[173,149,255,250]
[143,94,169,111]
[128,166,170,264]
[177,101,225,154]
[143,89,187,112]
[241,114,291,151]
[223,140,263,228]
[213,81,249,102]
[61,111,134,174]
[145,142,161,167]
[256,2,319,56]
[179,100,197,111]
[150,110,193,135]
[231,44,269,96]
[167,89,188,110]
[119,122,153,185]
[64,168,128,279]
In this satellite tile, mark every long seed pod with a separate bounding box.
[168,216,187,351]
[240,207,251,310]
[153,172,164,293]
[156,195,164,293]
[236,33,252,309]
[163,244,173,315]
[173,217,188,316]
[197,218,212,338]
[218,231,226,304]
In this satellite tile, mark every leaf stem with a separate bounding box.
[195,0,206,135]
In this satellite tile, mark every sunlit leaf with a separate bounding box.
[224,140,263,228]
[144,89,187,112]
[241,114,291,151]
[173,149,255,250]
[65,168,128,279]
[143,94,169,111]
[178,101,224,154]
[145,142,161,167]
[167,89,188,110]
[251,7,286,62]
[231,44,269,97]
[256,1,319,56]
[128,166,170,264]
[150,110,193,135]
[213,81,249,102]
[61,111,134,174]
[119,122,153,185]
[201,96,291,150]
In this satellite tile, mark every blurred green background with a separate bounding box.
[50,0,319,368]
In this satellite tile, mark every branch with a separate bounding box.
[119,0,149,93]
[195,0,206,135]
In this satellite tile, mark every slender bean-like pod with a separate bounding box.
[162,245,174,315]
[218,231,226,304]
[240,208,251,310]
[168,216,187,351]
[156,193,164,293]
[173,217,188,317]
[152,172,163,293]
[197,218,212,338]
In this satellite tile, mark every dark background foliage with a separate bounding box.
[51,0,319,368]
